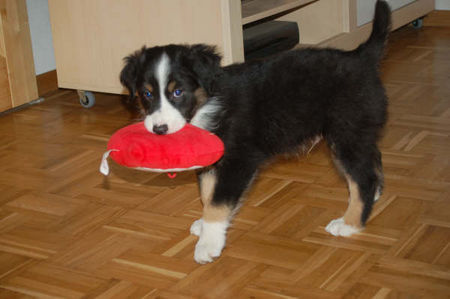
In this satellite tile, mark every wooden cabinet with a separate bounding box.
[48,0,316,95]
[48,0,434,96]
[308,0,435,50]
[0,0,38,112]
[48,0,243,95]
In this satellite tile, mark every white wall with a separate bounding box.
[357,0,416,26]
[26,0,56,75]
[435,0,450,10]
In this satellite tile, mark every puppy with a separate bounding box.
[120,0,391,264]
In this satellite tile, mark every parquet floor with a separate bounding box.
[0,11,449,299]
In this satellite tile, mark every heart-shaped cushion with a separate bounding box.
[100,122,224,175]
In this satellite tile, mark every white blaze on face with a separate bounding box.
[144,53,186,134]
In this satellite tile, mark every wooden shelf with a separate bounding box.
[241,0,316,25]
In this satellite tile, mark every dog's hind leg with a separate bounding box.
[326,142,383,237]
[192,157,259,264]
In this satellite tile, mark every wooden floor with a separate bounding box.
[0,11,449,299]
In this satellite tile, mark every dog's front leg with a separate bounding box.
[192,158,259,264]
[191,206,231,264]
[191,169,231,263]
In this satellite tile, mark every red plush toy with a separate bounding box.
[100,122,224,177]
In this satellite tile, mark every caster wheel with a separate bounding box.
[78,90,95,108]
[412,18,423,29]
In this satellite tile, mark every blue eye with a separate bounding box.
[144,90,153,98]
[173,89,183,97]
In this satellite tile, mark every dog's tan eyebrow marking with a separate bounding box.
[167,81,176,93]
[144,83,154,92]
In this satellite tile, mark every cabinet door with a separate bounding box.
[48,0,243,94]
[0,56,12,111]
[0,8,12,111]
[0,0,38,112]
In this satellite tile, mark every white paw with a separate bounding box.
[190,219,203,236]
[194,238,224,264]
[193,221,228,264]
[325,217,361,237]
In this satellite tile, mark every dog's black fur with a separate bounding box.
[121,1,391,234]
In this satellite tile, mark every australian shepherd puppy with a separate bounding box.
[120,1,391,264]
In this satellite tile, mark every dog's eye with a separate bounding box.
[173,89,183,98]
[143,90,153,98]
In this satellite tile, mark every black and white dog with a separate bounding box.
[120,1,391,264]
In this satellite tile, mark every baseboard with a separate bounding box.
[0,97,44,116]
[36,70,58,97]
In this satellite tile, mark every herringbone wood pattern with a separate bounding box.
[0,11,449,298]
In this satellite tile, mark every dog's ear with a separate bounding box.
[120,47,146,101]
[188,44,222,93]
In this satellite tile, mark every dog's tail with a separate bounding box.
[358,0,391,62]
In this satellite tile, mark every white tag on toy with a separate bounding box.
[99,149,119,176]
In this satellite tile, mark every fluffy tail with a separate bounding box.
[358,0,392,62]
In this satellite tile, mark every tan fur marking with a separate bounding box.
[144,83,154,93]
[194,87,208,107]
[199,169,216,206]
[199,169,231,222]
[203,204,231,222]
[343,177,364,228]
[167,81,176,93]
[331,155,364,228]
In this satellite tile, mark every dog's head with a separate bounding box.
[120,44,221,135]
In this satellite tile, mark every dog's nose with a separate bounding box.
[153,124,168,135]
